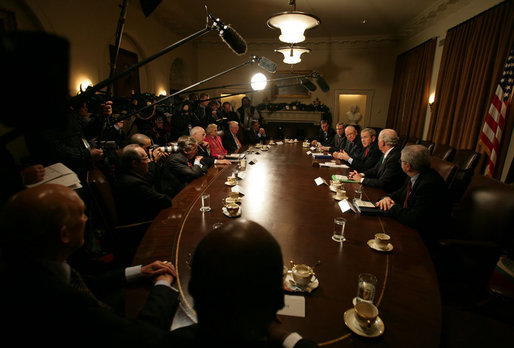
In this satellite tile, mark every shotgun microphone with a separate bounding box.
[300,77,317,91]
[209,12,247,55]
[312,72,330,92]
[253,56,277,73]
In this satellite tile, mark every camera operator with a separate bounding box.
[170,100,201,141]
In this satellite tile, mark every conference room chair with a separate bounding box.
[430,156,457,187]
[449,150,481,202]
[86,168,152,267]
[432,143,455,161]
[437,175,514,307]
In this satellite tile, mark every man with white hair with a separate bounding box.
[349,128,406,193]
[190,126,231,166]
[222,121,243,154]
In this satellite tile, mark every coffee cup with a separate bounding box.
[336,188,347,199]
[292,264,314,288]
[374,233,390,249]
[330,180,342,189]
[227,176,236,185]
[228,191,239,199]
[354,301,379,330]
[225,202,239,215]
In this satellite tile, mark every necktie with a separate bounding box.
[234,134,242,149]
[364,148,369,158]
[69,268,111,310]
[403,180,412,208]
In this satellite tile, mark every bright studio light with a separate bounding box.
[275,46,311,64]
[158,89,167,96]
[77,78,92,93]
[251,73,267,91]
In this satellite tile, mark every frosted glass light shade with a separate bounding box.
[267,11,320,44]
[275,46,311,64]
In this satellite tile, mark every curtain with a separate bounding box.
[427,0,514,156]
[386,38,436,140]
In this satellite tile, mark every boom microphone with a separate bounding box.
[312,72,330,92]
[253,56,277,73]
[209,12,247,55]
[300,77,316,91]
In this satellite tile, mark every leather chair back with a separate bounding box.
[452,149,480,171]
[432,144,455,161]
[430,156,457,186]
[449,150,481,202]
[86,168,119,228]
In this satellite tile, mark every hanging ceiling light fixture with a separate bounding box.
[267,0,320,44]
[275,45,311,65]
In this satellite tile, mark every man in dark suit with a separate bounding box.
[190,126,231,167]
[334,127,381,172]
[311,119,336,147]
[244,120,267,145]
[0,184,179,348]
[115,144,172,223]
[169,219,318,348]
[161,136,208,191]
[349,129,406,193]
[376,145,451,249]
[321,122,346,152]
[222,121,244,154]
[341,125,363,158]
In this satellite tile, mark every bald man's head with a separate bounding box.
[0,184,86,262]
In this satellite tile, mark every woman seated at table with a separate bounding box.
[205,123,228,159]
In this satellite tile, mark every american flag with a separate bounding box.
[479,48,513,177]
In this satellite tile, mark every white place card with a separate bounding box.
[338,199,352,213]
[277,295,305,317]
[310,147,316,151]
[314,177,328,186]
[306,151,312,155]
[237,172,246,179]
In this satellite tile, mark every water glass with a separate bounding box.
[355,187,363,200]
[332,217,347,242]
[200,194,211,212]
[356,273,377,304]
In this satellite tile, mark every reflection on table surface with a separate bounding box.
[127,142,441,347]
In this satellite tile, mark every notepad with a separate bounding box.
[277,295,305,317]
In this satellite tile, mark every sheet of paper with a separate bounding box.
[277,295,305,317]
[26,163,80,188]
[310,147,317,151]
[354,199,375,208]
[339,199,352,213]
[314,177,327,186]
[319,162,349,168]
[311,152,325,157]
[332,174,349,181]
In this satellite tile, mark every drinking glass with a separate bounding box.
[200,194,211,212]
[356,273,377,304]
[354,187,363,200]
[332,217,347,242]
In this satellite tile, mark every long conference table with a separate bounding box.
[126,142,441,347]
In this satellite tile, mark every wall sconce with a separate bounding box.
[267,0,320,44]
[274,46,311,64]
[428,93,435,112]
[77,78,92,93]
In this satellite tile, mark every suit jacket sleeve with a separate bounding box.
[362,148,405,192]
[168,154,207,181]
[136,286,180,331]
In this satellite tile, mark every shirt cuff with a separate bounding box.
[194,159,203,167]
[348,157,353,164]
[360,178,365,183]
[125,265,142,283]
[154,280,178,291]
[283,332,303,348]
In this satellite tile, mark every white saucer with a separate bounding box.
[344,308,385,338]
[222,206,241,218]
[333,194,348,201]
[283,272,319,293]
[367,239,394,252]
[224,181,237,187]
[224,197,242,204]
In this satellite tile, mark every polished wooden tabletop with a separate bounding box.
[126,142,441,347]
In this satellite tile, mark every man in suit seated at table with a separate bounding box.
[376,145,451,250]
[349,129,406,193]
[222,121,244,154]
[244,120,267,145]
[310,119,335,147]
[341,125,363,158]
[0,184,179,348]
[333,127,381,172]
[115,144,173,223]
[321,122,346,153]
[190,126,232,167]
[169,219,318,348]
[160,136,208,191]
